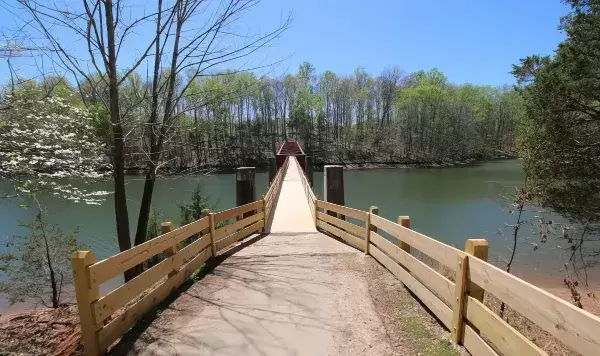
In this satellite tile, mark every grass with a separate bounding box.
[400,316,459,356]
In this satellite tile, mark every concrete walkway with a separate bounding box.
[268,157,316,234]
[109,158,453,355]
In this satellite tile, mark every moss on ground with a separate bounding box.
[400,316,459,356]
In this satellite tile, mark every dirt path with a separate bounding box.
[109,232,460,355]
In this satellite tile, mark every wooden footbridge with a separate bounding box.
[72,141,600,355]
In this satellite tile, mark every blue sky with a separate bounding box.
[0,0,570,86]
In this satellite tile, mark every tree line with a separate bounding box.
[92,64,523,170]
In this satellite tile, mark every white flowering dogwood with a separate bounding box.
[0,91,111,204]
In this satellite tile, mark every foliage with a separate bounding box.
[512,0,600,289]
[179,184,212,225]
[146,208,165,241]
[0,212,83,308]
[0,82,110,204]
[513,1,600,226]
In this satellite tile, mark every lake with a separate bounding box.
[0,159,595,312]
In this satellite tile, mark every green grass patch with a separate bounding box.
[400,316,459,356]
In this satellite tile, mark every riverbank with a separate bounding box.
[124,154,518,175]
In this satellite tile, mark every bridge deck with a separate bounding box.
[110,157,451,355]
[268,157,316,233]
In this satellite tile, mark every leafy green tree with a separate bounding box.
[512,0,600,284]
[179,184,212,225]
[512,0,600,227]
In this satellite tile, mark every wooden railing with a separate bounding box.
[296,156,317,222]
[314,199,600,356]
[264,155,289,224]
[72,200,266,355]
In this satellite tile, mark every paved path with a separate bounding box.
[268,157,316,234]
[110,157,452,355]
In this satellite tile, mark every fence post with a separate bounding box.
[369,206,379,232]
[72,251,100,356]
[236,166,256,219]
[465,239,488,301]
[208,212,217,257]
[451,253,469,343]
[397,216,411,253]
[314,199,319,227]
[324,165,344,219]
[262,196,267,233]
[364,211,371,255]
[161,222,178,277]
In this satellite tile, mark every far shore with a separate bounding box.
[122,155,519,175]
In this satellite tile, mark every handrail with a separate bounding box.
[314,199,600,356]
[264,155,289,224]
[295,156,317,223]
[72,200,266,355]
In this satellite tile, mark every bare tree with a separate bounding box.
[17,0,288,279]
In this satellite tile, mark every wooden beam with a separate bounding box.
[397,216,411,253]
[72,251,100,356]
[464,239,488,302]
[451,253,468,343]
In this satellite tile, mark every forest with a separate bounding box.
[2,65,522,172]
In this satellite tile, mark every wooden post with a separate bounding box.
[161,222,178,277]
[208,212,217,257]
[268,157,276,184]
[369,206,379,233]
[324,165,344,219]
[465,239,488,302]
[366,206,379,255]
[397,216,411,253]
[236,167,255,219]
[451,253,469,343]
[364,212,371,255]
[72,251,100,356]
[313,199,318,227]
[305,155,314,186]
[262,196,267,233]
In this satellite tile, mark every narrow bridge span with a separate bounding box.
[72,141,600,356]
[118,156,398,355]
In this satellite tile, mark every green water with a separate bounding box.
[0,159,591,311]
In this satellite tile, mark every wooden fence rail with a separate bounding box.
[264,155,289,225]
[314,199,600,356]
[72,200,266,355]
[296,156,317,221]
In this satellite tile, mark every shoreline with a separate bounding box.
[123,155,519,176]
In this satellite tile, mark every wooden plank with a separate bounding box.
[468,256,600,355]
[94,255,174,323]
[465,296,547,356]
[89,217,209,286]
[176,233,211,264]
[370,231,454,305]
[315,200,368,221]
[370,214,461,269]
[463,323,499,356]
[215,212,264,240]
[317,220,364,251]
[369,244,452,329]
[215,220,263,251]
[94,233,211,323]
[98,246,212,351]
[317,211,365,238]
[465,239,488,302]
[72,251,100,356]
[214,200,263,222]
[208,213,216,257]
[451,253,468,343]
